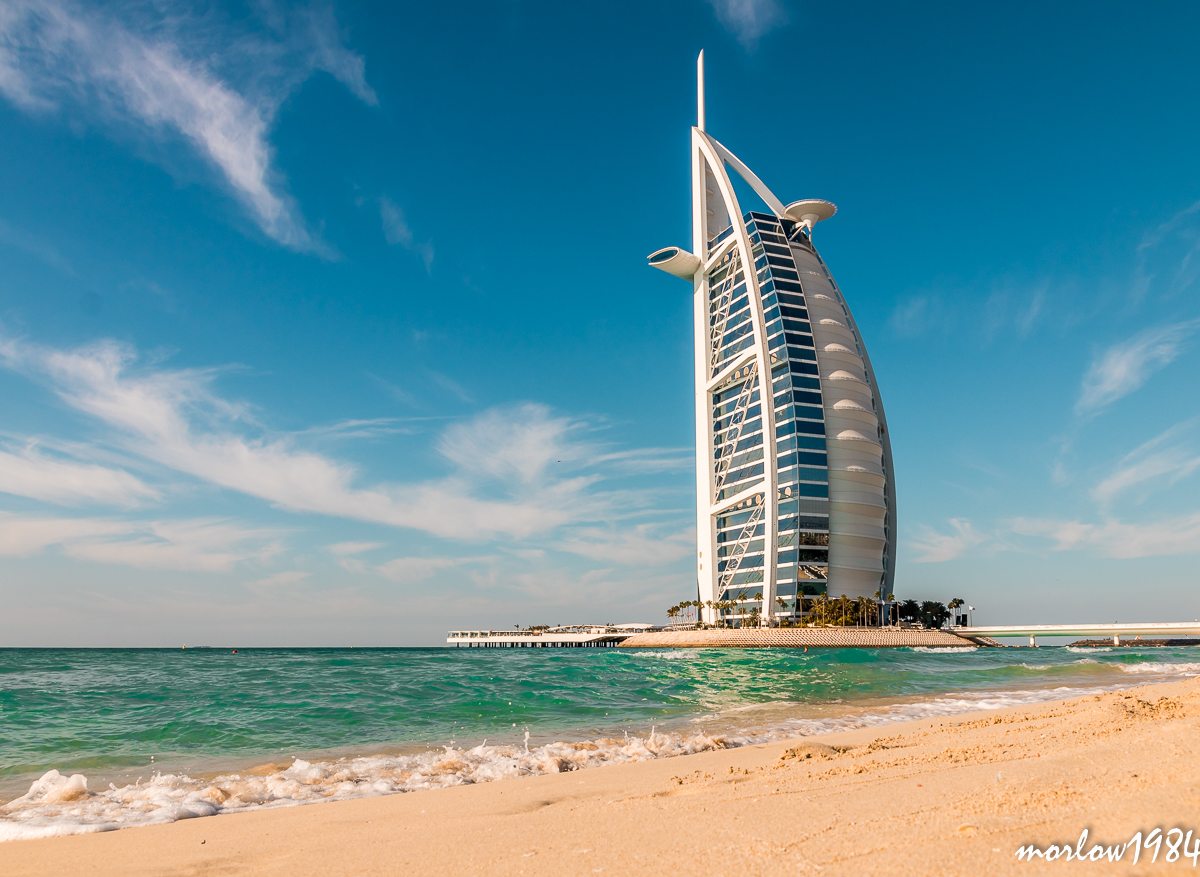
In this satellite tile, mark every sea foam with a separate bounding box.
[1117,661,1200,676]
[911,646,979,653]
[0,730,730,841]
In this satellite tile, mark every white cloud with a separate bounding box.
[1138,200,1200,300]
[0,441,158,507]
[1091,421,1200,507]
[590,447,692,474]
[0,336,664,543]
[558,524,693,566]
[1076,320,1199,414]
[909,518,984,563]
[376,555,475,585]
[889,295,934,338]
[64,518,281,572]
[379,197,434,272]
[0,512,280,572]
[1010,514,1200,559]
[328,540,383,574]
[327,541,384,556]
[437,402,590,486]
[0,217,75,274]
[292,418,415,442]
[0,513,128,557]
[0,1,374,252]
[248,570,310,588]
[1014,285,1046,338]
[708,0,787,47]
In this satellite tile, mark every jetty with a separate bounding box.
[446,624,657,648]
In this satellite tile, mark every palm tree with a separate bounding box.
[836,595,852,627]
[948,597,965,626]
[857,596,878,627]
[810,593,830,626]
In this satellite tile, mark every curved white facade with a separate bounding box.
[649,54,896,625]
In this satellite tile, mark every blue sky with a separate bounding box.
[1,1,1198,645]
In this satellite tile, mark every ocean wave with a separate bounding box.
[1016,659,1098,671]
[1117,662,1200,676]
[768,685,1109,738]
[1066,646,1111,653]
[0,729,733,842]
[910,646,978,653]
[0,682,1118,842]
[630,649,697,660]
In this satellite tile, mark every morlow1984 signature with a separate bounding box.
[1017,827,1200,865]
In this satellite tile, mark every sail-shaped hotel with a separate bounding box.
[648,54,896,627]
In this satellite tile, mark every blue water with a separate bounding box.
[1,645,1197,839]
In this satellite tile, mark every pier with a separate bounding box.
[955,621,1200,647]
[446,624,658,648]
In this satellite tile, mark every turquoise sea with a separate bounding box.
[2,645,1198,840]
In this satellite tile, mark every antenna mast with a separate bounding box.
[697,50,705,131]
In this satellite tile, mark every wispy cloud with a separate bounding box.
[1076,319,1199,415]
[327,540,383,574]
[66,518,281,572]
[248,570,310,588]
[379,197,434,272]
[0,513,128,557]
[985,281,1047,340]
[557,524,693,566]
[0,512,281,572]
[376,555,476,585]
[0,217,75,274]
[1010,513,1200,559]
[0,335,669,543]
[909,518,985,563]
[1091,420,1200,507]
[708,0,788,48]
[327,541,384,557]
[888,295,936,338]
[290,418,417,442]
[0,440,158,507]
[0,1,374,252]
[424,369,473,406]
[437,402,589,486]
[1138,200,1200,301]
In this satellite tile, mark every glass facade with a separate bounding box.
[708,213,835,622]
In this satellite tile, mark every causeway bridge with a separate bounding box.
[955,621,1200,648]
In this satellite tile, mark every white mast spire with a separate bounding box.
[697,50,705,131]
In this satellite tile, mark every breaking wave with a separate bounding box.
[1118,662,1200,677]
[910,646,979,653]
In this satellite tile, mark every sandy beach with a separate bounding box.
[2,676,1197,876]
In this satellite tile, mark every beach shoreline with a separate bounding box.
[2,675,1197,875]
